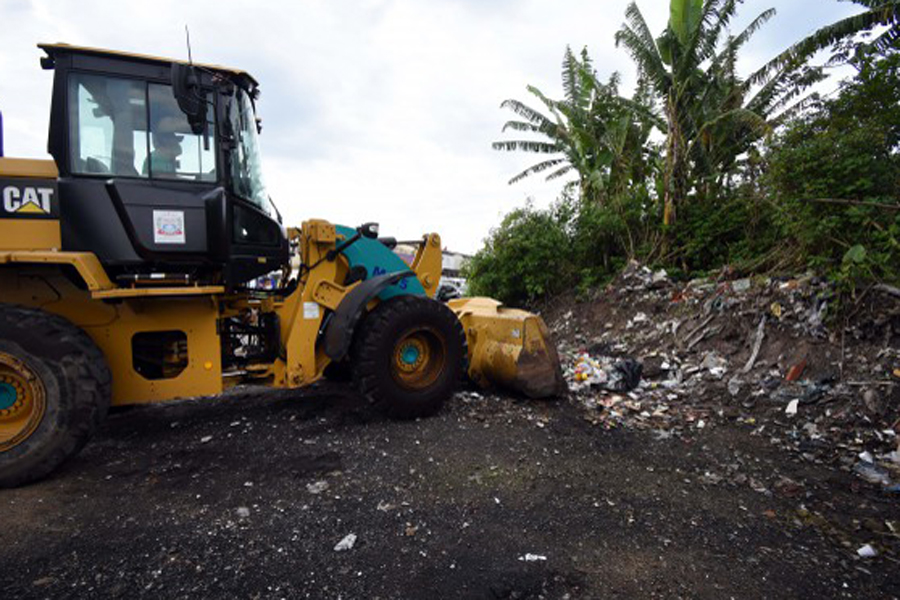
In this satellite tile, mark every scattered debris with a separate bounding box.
[519,554,548,562]
[701,351,728,379]
[857,544,878,558]
[785,359,807,382]
[854,459,892,487]
[732,278,752,293]
[236,507,251,518]
[334,533,357,552]
[741,316,766,374]
[570,354,642,393]
[785,399,799,416]
[548,261,900,472]
[306,481,329,495]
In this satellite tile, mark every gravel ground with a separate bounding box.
[2,383,898,599]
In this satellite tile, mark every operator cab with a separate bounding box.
[40,43,289,287]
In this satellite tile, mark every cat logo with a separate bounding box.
[2,185,54,215]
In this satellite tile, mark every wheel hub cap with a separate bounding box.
[391,329,446,390]
[401,345,421,366]
[0,382,16,411]
[0,352,47,452]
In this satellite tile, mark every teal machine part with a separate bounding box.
[335,225,427,300]
[0,382,17,410]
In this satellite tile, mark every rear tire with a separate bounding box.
[352,295,465,419]
[0,305,111,488]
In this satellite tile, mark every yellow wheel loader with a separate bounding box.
[0,44,564,487]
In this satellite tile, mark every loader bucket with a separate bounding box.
[448,297,566,399]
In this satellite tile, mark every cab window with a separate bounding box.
[68,73,216,181]
[147,83,216,181]
[68,74,146,176]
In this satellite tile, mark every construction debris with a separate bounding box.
[306,480,330,495]
[334,533,357,552]
[519,554,548,562]
[858,544,878,558]
[546,261,900,490]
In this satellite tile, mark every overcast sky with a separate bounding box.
[1,0,862,253]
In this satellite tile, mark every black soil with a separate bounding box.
[2,382,898,599]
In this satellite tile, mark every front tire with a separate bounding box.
[0,305,111,487]
[352,295,465,419]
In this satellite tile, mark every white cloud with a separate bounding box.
[0,0,864,252]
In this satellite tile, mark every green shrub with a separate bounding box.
[765,52,900,288]
[672,193,782,273]
[464,201,575,305]
[464,194,639,306]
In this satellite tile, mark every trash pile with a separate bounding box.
[570,353,642,393]
[547,261,900,490]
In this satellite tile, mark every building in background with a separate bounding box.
[438,250,470,301]
[394,245,471,301]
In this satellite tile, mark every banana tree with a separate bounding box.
[616,0,785,225]
[492,47,659,205]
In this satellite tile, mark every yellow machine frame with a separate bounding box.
[0,155,444,406]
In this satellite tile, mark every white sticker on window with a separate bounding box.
[153,210,186,244]
[303,302,320,320]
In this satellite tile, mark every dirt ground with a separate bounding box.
[2,380,899,599]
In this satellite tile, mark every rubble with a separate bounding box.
[519,554,548,562]
[571,354,642,393]
[547,261,900,487]
[858,544,878,558]
[306,481,329,495]
[785,399,799,416]
[334,533,357,552]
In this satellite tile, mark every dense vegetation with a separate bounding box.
[467,0,900,306]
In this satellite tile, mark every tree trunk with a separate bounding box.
[663,94,686,227]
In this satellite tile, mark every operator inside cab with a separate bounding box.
[143,119,184,177]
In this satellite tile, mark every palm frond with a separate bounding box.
[526,85,566,125]
[499,99,553,127]
[769,93,821,127]
[688,107,768,156]
[718,7,776,61]
[492,140,561,154]
[500,120,546,134]
[545,165,575,181]
[694,0,739,64]
[753,1,900,84]
[615,23,671,92]
[561,46,581,107]
[508,158,566,185]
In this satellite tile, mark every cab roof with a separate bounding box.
[38,42,259,88]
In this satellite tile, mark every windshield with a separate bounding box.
[228,89,272,215]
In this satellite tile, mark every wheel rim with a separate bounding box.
[391,328,447,391]
[0,352,47,452]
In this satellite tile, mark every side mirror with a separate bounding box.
[358,222,380,239]
[171,63,206,135]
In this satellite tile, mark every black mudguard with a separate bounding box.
[323,271,417,361]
